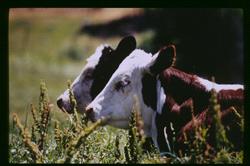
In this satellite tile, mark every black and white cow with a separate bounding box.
[57,36,136,113]
[85,45,244,153]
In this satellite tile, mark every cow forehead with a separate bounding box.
[112,49,153,76]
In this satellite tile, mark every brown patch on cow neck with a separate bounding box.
[217,89,244,111]
[155,67,210,153]
[160,67,211,113]
[156,67,244,153]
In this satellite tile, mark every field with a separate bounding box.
[9,8,243,164]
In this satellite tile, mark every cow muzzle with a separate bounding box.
[56,97,74,114]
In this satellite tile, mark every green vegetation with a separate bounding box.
[9,82,243,164]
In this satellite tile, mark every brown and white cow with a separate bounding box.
[176,105,243,152]
[57,36,136,113]
[85,45,244,153]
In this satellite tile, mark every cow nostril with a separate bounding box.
[86,107,93,114]
[57,98,63,109]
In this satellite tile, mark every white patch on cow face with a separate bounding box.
[197,77,244,92]
[86,49,156,136]
[57,44,109,113]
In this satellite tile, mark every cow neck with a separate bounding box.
[159,67,211,112]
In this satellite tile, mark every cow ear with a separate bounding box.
[115,36,136,56]
[149,45,176,75]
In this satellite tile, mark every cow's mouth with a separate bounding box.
[85,109,129,127]
[106,118,130,129]
[57,100,74,114]
[58,106,74,114]
[57,99,87,114]
[88,115,111,126]
[85,110,112,125]
[102,114,130,127]
[86,113,130,129]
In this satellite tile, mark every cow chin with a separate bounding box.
[91,112,130,129]
[107,119,130,129]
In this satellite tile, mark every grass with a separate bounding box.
[9,82,156,164]
[9,81,243,164]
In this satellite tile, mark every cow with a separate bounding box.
[56,36,136,113]
[85,45,244,154]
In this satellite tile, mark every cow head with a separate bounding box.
[86,45,176,135]
[57,36,136,113]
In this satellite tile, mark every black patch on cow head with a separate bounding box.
[90,36,136,98]
[141,73,157,110]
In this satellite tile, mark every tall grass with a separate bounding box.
[9,81,243,163]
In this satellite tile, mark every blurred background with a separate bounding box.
[9,8,243,125]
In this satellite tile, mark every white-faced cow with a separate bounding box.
[57,36,136,113]
[86,45,244,153]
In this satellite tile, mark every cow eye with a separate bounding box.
[115,80,130,91]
